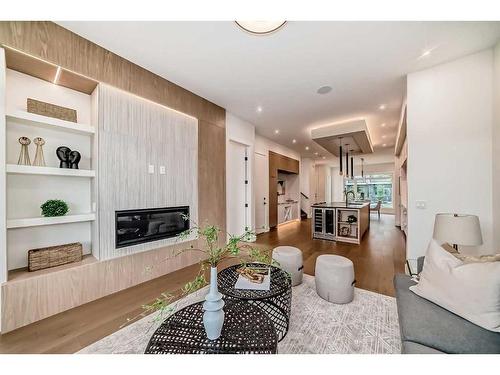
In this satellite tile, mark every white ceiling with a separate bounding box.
[58,21,500,159]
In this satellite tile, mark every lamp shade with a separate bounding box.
[432,213,483,246]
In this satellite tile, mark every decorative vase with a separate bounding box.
[202,266,225,340]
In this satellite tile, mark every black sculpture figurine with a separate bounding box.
[56,146,81,169]
[69,150,81,169]
[56,146,71,168]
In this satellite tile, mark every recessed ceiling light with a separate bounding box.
[256,106,263,113]
[305,146,309,150]
[382,143,387,147]
[322,156,326,159]
[379,104,386,110]
[381,123,386,127]
[314,152,318,155]
[420,49,432,58]
[274,129,279,134]
[292,139,297,144]
[235,21,287,35]
[382,135,387,139]
[317,85,332,95]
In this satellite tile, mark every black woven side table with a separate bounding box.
[217,263,292,342]
[145,300,277,354]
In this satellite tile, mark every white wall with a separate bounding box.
[226,113,255,236]
[254,134,301,160]
[493,42,500,251]
[407,49,495,260]
[0,48,6,332]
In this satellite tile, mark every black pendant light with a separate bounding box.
[339,138,343,176]
[350,151,354,180]
[345,144,349,177]
[361,157,365,179]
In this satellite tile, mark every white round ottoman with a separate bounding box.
[315,255,355,304]
[272,246,303,286]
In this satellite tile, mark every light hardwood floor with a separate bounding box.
[0,214,405,354]
[256,215,406,297]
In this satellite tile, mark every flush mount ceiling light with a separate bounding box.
[292,139,297,144]
[274,129,280,134]
[235,21,287,35]
[305,146,309,150]
[418,46,438,59]
[379,104,386,110]
[317,85,332,95]
[256,106,263,113]
[420,50,432,58]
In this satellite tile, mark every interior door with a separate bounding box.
[255,152,268,233]
[227,141,247,237]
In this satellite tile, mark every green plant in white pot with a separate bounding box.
[140,215,272,340]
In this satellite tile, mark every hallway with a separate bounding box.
[255,214,406,297]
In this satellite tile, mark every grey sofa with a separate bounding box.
[394,258,500,354]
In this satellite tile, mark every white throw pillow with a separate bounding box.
[410,239,500,332]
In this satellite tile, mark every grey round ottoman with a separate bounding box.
[315,255,355,304]
[272,246,303,286]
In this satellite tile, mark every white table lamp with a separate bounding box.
[432,213,483,251]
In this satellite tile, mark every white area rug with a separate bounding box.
[78,275,401,354]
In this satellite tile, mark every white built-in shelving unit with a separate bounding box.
[0,58,99,278]
[6,164,96,177]
[6,213,96,229]
[6,110,95,135]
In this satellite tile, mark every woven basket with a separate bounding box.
[27,98,77,123]
[28,242,83,272]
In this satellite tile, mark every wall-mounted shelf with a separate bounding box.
[7,213,96,229]
[6,164,95,178]
[7,254,98,283]
[6,110,95,135]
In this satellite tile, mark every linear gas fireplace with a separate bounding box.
[115,206,190,249]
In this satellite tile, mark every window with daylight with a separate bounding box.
[345,174,393,208]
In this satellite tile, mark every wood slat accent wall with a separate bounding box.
[0,22,226,332]
[97,84,198,260]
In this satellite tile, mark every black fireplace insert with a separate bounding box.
[115,206,190,248]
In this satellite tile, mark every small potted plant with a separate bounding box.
[40,199,69,217]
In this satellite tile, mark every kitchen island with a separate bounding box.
[311,202,370,244]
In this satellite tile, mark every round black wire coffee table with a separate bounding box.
[144,300,277,354]
[217,263,292,342]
